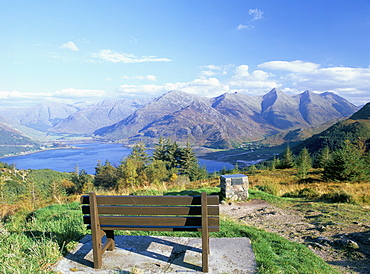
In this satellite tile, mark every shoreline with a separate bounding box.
[0,145,88,159]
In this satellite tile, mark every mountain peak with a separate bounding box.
[160,90,189,98]
[262,88,291,113]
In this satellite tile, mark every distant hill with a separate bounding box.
[260,118,345,146]
[49,99,151,134]
[0,116,41,156]
[96,89,358,148]
[292,102,370,157]
[0,101,79,132]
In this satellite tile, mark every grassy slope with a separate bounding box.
[1,187,339,274]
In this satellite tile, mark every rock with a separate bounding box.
[309,242,326,249]
[317,225,326,232]
[335,239,360,249]
[316,237,332,244]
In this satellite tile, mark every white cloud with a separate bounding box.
[54,88,106,98]
[4,60,368,108]
[92,49,172,63]
[237,24,254,30]
[228,65,278,93]
[249,9,264,21]
[203,65,222,70]
[257,60,370,105]
[200,64,229,77]
[0,90,54,107]
[117,84,166,97]
[288,67,370,92]
[258,60,320,73]
[116,78,229,98]
[59,41,79,51]
[122,75,157,81]
[237,8,264,30]
[234,65,250,78]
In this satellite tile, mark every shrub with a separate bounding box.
[320,191,354,203]
[255,182,280,196]
[283,188,319,199]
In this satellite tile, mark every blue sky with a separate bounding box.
[0,0,369,107]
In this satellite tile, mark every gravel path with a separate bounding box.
[220,199,370,274]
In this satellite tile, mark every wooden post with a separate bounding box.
[90,192,103,269]
[201,192,209,272]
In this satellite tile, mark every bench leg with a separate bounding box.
[201,192,209,273]
[105,230,115,251]
[91,229,103,269]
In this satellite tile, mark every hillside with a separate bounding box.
[0,120,41,156]
[49,98,151,134]
[0,101,79,131]
[260,117,345,146]
[292,102,370,156]
[97,89,358,148]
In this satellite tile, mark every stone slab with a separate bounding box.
[52,235,257,274]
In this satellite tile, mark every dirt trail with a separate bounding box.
[221,200,370,274]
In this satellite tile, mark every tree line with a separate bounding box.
[252,139,370,182]
[93,137,208,191]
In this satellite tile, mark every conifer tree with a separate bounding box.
[322,140,368,182]
[117,157,139,189]
[318,146,331,168]
[249,164,257,175]
[94,160,118,189]
[280,144,295,169]
[129,142,150,165]
[145,160,168,184]
[178,141,198,174]
[231,162,240,174]
[296,148,312,179]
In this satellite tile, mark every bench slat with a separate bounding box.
[81,195,219,206]
[82,205,219,216]
[83,215,219,227]
[88,225,220,232]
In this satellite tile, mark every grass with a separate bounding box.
[4,168,367,274]
[249,169,370,204]
[1,186,341,274]
[0,202,86,274]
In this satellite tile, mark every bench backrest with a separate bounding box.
[81,193,220,232]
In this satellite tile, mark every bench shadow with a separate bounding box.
[65,235,202,272]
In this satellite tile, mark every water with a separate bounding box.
[1,143,233,174]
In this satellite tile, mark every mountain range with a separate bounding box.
[93,89,358,148]
[0,89,359,149]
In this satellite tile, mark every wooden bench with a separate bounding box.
[81,192,220,272]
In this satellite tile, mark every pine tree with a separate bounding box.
[231,162,240,174]
[153,138,179,169]
[129,142,150,164]
[280,145,295,169]
[70,169,92,194]
[178,141,198,174]
[249,164,257,175]
[318,146,331,168]
[94,160,118,189]
[296,148,312,179]
[322,140,368,182]
[152,136,166,161]
[145,160,168,184]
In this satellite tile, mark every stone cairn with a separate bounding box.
[220,174,249,201]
